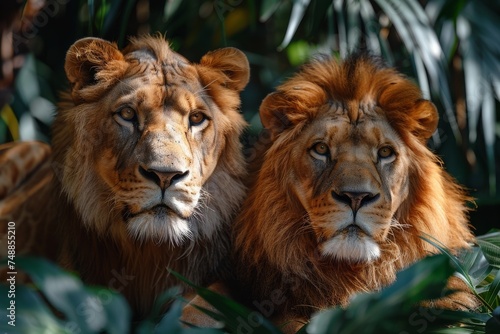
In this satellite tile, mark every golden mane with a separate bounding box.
[232,54,474,322]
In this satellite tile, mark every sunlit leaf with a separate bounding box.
[477,233,500,268]
[458,16,481,145]
[358,0,385,58]
[380,0,460,144]
[260,0,283,22]
[278,0,311,50]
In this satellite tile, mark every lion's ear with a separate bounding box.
[65,37,127,101]
[200,47,250,92]
[412,99,439,140]
[259,91,311,140]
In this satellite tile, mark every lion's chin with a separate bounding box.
[126,208,193,246]
[320,226,381,263]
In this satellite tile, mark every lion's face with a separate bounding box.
[95,64,227,241]
[283,103,412,263]
[257,55,441,264]
[54,37,249,245]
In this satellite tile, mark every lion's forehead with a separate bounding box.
[309,110,400,148]
[110,70,206,114]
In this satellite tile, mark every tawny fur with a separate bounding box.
[232,54,475,323]
[0,35,249,319]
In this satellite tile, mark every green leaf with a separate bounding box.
[376,0,461,144]
[102,0,124,35]
[154,299,221,334]
[421,234,475,291]
[477,233,500,268]
[88,0,95,35]
[260,0,283,22]
[481,83,496,195]
[0,256,130,333]
[457,246,492,287]
[359,0,388,59]
[306,254,455,334]
[483,270,500,308]
[170,271,282,334]
[286,40,312,66]
[278,0,312,50]
[0,284,68,333]
[164,0,184,22]
[346,0,361,52]
[118,0,138,47]
[305,0,332,36]
[333,0,347,57]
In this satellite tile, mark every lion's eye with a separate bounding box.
[118,107,137,122]
[189,112,207,126]
[378,146,395,159]
[312,142,329,156]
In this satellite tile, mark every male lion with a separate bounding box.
[232,54,475,328]
[0,35,249,319]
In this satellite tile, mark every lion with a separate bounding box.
[0,35,249,319]
[231,54,476,329]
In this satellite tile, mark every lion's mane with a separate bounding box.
[232,54,474,321]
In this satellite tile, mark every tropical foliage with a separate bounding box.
[1,231,500,333]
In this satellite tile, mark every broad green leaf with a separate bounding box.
[483,270,500,308]
[457,246,492,287]
[306,254,455,334]
[477,233,500,268]
[421,234,475,291]
[0,257,130,333]
[0,284,68,333]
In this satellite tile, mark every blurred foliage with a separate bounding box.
[2,231,500,333]
[0,0,497,231]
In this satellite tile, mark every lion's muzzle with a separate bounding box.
[138,165,189,191]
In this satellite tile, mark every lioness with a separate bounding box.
[0,35,250,319]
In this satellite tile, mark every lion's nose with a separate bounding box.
[139,166,189,190]
[331,191,380,213]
